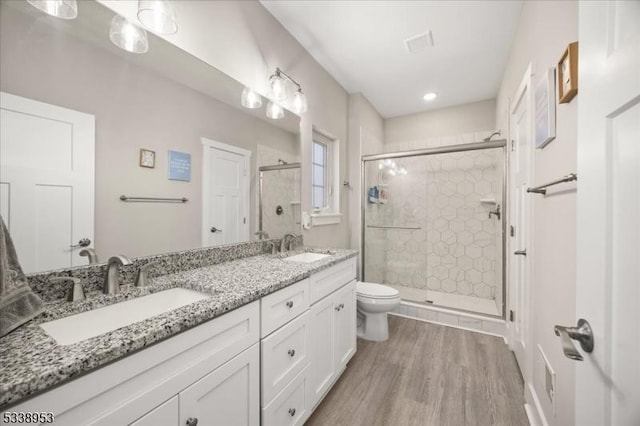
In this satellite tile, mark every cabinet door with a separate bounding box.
[130,396,178,426]
[334,281,356,368]
[179,343,259,426]
[308,295,337,408]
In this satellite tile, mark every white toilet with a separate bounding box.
[356,282,401,342]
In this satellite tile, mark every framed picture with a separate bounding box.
[535,68,556,149]
[558,42,578,103]
[139,149,155,168]
[168,150,191,182]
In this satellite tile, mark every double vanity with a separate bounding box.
[0,243,358,425]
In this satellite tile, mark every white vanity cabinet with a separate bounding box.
[260,279,312,426]
[307,258,357,410]
[9,301,261,426]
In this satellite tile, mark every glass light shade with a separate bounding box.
[269,74,287,102]
[266,101,284,120]
[137,0,178,35]
[110,15,149,54]
[241,87,263,109]
[292,90,308,114]
[27,0,77,19]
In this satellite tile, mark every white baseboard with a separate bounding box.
[525,382,548,426]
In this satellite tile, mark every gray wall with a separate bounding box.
[98,0,352,249]
[0,8,298,259]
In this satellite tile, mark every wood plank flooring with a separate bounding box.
[306,316,529,426]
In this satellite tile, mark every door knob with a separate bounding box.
[70,238,91,248]
[514,249,527,256]
[554,319,594,361]
[210,227,222,233]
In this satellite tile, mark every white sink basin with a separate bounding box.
[40,288,210,345]
[284,252,331,263]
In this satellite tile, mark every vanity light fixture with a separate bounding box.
[423,92,438,101]
[109,15,149,54]
[240,87,263,109]
[27,0,78,19]
[266,101,284,120]
[268,68,308,114]
[137,0,178,35]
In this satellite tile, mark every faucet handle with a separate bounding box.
[51,277,85,302]
[135,261,160,288]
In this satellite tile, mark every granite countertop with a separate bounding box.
[0,247,358,408]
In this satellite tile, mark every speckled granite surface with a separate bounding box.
[27,236,303,302]
[0,246,358,408]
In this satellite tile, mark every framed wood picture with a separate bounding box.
[139,148,155,168]
[558,41,578,103]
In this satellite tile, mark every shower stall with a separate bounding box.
[361,140,506,317]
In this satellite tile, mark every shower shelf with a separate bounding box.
[480,198,497,205]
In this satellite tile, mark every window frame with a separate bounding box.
[310,127,341,226]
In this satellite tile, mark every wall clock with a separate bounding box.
[139,149,155,168]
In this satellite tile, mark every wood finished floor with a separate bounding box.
[306,316,529,426]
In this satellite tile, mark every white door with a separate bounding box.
[179,343,260,426]
[308,294,337,408]
[201,138,250,247]
[575,2,640,425]
[334,281,356,368]
[0,92,95,273]
[508,65,533,376]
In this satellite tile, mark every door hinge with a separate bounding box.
[510,226,515,237]
[511,139,515,152]
[243,217,246,224]
[510,310,515,322]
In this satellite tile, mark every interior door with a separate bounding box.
[205,143,249,246]
[0,92,95,273]
[575,2,640,425]
[509,66,533,376]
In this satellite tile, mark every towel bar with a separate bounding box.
[527,173,577,195]
[120,195,188,203]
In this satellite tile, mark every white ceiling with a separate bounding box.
[260,0,523,118]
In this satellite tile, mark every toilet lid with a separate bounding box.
[356,282,399,299]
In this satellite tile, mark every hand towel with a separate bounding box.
[0,215,44,337]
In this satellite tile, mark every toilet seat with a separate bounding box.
[356,282,399,299]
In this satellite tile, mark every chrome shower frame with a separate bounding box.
[360,140,508,319]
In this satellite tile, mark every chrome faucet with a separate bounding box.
[255,231,270,240]
[103,255,132,294]
[79,248,99,264]
[135,260,159,288]
[280,233,297,252]
[489,204,501,220]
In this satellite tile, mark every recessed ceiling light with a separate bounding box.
[423,92,438,101]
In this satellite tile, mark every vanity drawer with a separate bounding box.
[262,365,310,426]
[261,278,310,337]
[261,310,311,405]
[309,258,356,304]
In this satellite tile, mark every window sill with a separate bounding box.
[310,212,342,226]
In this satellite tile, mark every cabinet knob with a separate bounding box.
[335,305,341,311]
[288,408,296,417]
[340,303,345,309]
[186,417,198,426]
[288,349,296,357]
[286,301,294,308]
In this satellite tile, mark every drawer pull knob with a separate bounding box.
[340,303,345,309]
[286,301,294,308]
[288,408,296,417]
[335,305,341,311]
[288,349,296,357]
[186,417,198,426]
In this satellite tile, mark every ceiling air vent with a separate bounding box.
[404,30,434,53]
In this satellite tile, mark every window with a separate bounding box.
[310,128,342,225]
[312,140,328,210]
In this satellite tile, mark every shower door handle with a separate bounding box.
[514,249,527,256]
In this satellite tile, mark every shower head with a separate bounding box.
[483,131,501,142]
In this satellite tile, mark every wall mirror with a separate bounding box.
[0,0,301,274]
